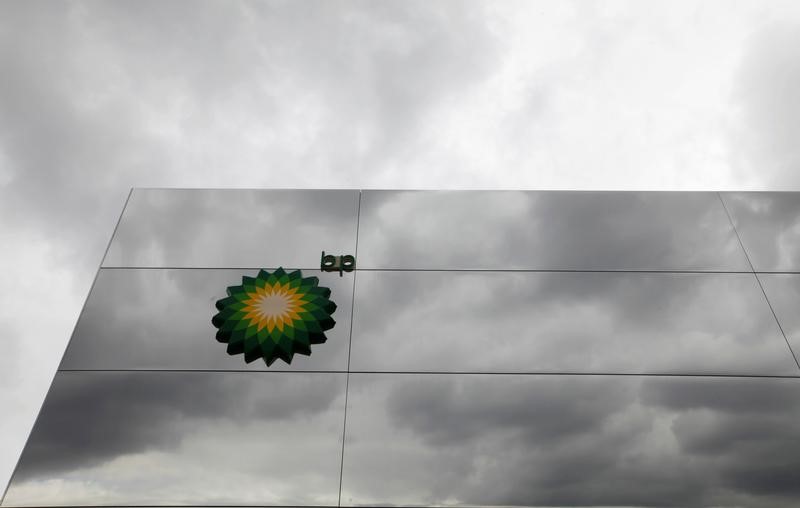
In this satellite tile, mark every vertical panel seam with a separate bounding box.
[338,190,361,507]
[717,192,800,370]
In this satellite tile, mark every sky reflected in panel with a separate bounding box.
[3,372,347,507]
[341,374,800,508]
[103,189,360,269]
[358,191,749,270]
[722,192,800,272]
[350,271,799,375]
[758,274,800,366]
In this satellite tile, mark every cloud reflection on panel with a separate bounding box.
[721,192,800,272]
[102,189,360,269]
[357,191,750,270]
[58,269,352,371]
[350,271,799,374]
[3,372,346,507]
[341,374,800,508]
[757,274,800,364]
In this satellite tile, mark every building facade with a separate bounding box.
[3,189,800,507]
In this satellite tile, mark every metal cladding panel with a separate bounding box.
[3,372,347,507]
[721,192,800,272]
[103,188,360,269]
[4,189,800,508]
[358,190,751,271]
[349,271,798,375]
[341,374,800,507]
[59,268,354,371]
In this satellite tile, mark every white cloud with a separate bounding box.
[730,18,800,187]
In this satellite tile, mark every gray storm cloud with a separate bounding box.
[12,372,345,481]
[341,375,800,507]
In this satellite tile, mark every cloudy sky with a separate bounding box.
[2,0,800,498]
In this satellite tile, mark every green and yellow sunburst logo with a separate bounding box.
[212,268,337,366]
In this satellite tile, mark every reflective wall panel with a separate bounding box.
[358,191,750,270]
[11,189,800,508]
[59,269,354,371]
[3,372,347,507]
[341,374,800,508]
[103,189,360,268]
[758,274,800,366]
[350,271,799,375]
[721,192,800,272]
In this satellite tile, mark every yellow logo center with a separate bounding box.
[241,282,304,333]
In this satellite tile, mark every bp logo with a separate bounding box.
[212,268,337,366]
